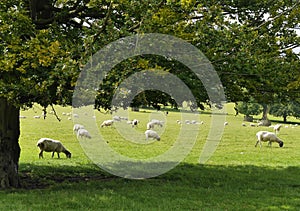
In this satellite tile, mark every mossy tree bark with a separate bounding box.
[0,98,21,188]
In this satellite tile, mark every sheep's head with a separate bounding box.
[65,150,72,158]
[278,141,284,147]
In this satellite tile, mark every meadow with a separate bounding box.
[1,103,300,210]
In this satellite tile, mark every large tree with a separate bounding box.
[0,0,299,188]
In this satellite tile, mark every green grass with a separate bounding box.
[1,103,300,210]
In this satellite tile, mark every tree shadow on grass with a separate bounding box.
[14,161,300,209]
[18,161,300,190]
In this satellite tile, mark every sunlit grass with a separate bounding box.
[0,103,299,210]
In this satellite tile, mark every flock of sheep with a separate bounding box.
[35,110,296,159]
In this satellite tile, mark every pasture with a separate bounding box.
[1,103,300,210]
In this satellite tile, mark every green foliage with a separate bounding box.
[270,102,300,122]
[1,0,299,111]
[236,101,263,116]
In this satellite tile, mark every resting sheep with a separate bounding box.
[145,129,160,141]
[100,119,114,127]
[37,138,71,158]
[255,131,284,148]
[77,128,92,139]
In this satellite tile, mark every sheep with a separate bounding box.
[250,123,257,127]
[145,129,160,141]
[147,119,164,129]
[241,122,246,127]
[132,119,139,127]
[37,138,71,158]
[100,119,114,127]
[257,122,263,127]
[273,124,282,134]
[73,124,84,134]
[224,122,228,126]
[77,128,92,139]
[255,131,284,148]
[113,116,121,122]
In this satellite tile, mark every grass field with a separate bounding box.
[1,103,300,210]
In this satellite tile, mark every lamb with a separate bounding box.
[77,128,92,139]
[37,138,71,158]
[145,129,160,141]
[73,124,84,133]
[255,131,284,148]
[100,119,114,127]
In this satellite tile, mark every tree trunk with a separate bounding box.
[262,104,269,120]
[283,114,287,123]
[0,98,21,188]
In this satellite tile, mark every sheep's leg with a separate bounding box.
[255,140,261,147]
[52,151,55,158]
[57,152,60,159]
[268,141,272,147]
[39,151,44,159]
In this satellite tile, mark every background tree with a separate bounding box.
[269,102,300,123]
[236,100,263,122]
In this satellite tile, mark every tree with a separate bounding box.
[1,0,299,188]
[269,102,300,123]
[236,100,263,121]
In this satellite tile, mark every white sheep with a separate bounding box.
[145,129,160,141]
[77,128,92,139]
[37,138,71,158]
[273,124,282,134]
[113,116,121,122]
[224,122,228,126]
[132,119,139,127]
[147,119,163,129]
[255,131,284,148]
[257,122,263,127]
[100,119,114,127]
[73,124,84,133]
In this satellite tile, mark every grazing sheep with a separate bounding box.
[176,120,182,124]
[132,119,139,127]
[73,124,84,133]
[33,115,40,119]
[100,119,114,127]
[241,123,246,127]
[145,129,160,141]
[224,122,228,126]
[273,124,282,134]
[77,128,92,139]
[255,131,284,148]
[147,119,163,129]
[250,123,257,127]
[37,138,71,158]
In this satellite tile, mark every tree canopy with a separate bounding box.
[1,0,299,112]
